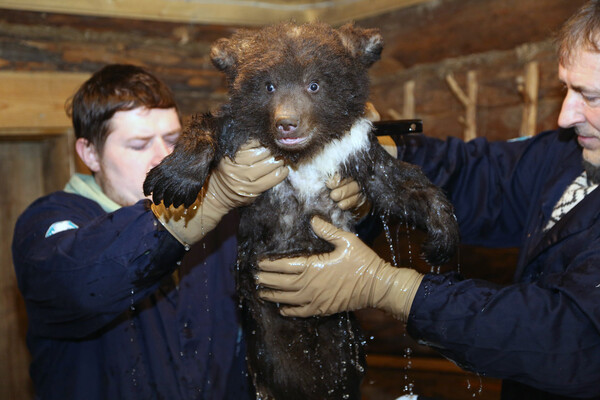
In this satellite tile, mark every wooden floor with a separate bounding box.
[355,308,502,400]
[361,354,502,400]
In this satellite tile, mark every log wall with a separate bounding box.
[360,0,587,140]
[0,130,72,400]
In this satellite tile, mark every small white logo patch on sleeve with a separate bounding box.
[45,220,79,238]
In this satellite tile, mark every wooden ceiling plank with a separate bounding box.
[0,0,432,25]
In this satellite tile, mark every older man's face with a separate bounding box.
[558,49,600,166]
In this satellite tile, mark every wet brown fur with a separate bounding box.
[144,22,459,399]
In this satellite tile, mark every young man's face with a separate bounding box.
[558,49,600,166]
[92,107,181,206]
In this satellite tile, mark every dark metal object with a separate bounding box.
[373,119,423,136]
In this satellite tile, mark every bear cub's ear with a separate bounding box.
[210,37,237,73]
[337,23,384,67]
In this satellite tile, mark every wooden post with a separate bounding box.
[403,80,416,119]
[387,80,415,120]
[446,71,478,141]
[517,61,539,137]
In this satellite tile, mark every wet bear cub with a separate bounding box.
[144,23,459,400]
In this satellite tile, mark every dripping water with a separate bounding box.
[202,239,213,381]
[380,211,398,267]
[402,341,415,396]
[466,374,484,397]
[455,245,461,275]
[130,288,136,313]
[400,207,414,267]
[128,288,139,387]
[381,210,421,397]
[346,312,364,374]
[337,314,350,399]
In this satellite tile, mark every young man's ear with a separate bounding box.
[75,138,101,173]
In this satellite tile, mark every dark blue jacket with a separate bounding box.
[395,129,600,399]
[12,192,251,400]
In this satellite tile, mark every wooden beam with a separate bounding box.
[518,61,539,137]
[403,80,416,119]
[360,0,587,69]
[0,0,431,26]
[0,71,90,130]
[446,71,478,141]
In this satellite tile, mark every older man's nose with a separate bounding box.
[558,90,586,128]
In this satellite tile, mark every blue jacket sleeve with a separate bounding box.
[395,133,551,247]
[407,258,600,397]
[12,193,186,339]
[398,132,600,397]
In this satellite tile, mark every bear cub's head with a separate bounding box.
[211,22,383,164]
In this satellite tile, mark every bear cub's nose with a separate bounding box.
[276,117,299,134]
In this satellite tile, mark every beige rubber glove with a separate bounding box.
[152,139,288,248]
[326,173,370,219]
[257,216,423,322]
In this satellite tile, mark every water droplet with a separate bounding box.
[380,212,398,267]
[402,208,414,266]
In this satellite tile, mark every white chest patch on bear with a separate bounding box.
[280,118,372,200]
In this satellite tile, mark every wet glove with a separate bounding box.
[326,173,370,219]
[152,139,288,248]
[257,216,423,322]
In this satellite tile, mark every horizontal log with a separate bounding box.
[0,71,90,129]
[358,0,587,68]
[0,0,430,26]
[0,9,229,116]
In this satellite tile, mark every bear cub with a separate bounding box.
[144,22,459,400]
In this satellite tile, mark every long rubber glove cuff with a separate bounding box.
[368,262,424,322]
[151,190,225,250]
[152,140,288,248]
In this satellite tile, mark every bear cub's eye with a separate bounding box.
[308,82,320,93]
[266,83,276,93]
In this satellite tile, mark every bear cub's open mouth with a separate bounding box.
[277,135,309,147]
[275,126,313,149]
